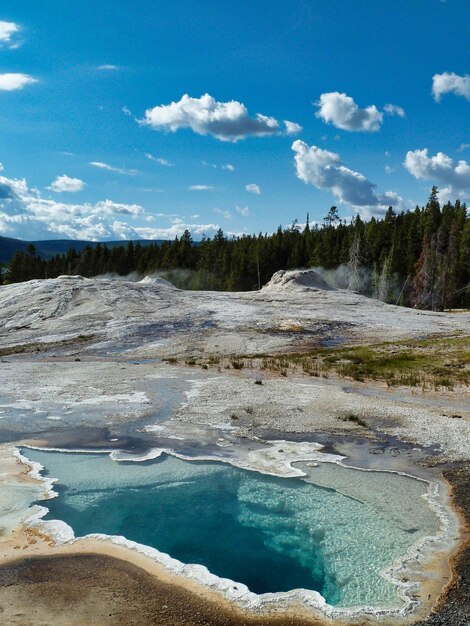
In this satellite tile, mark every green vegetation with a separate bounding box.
[176,335,469,391]
[3,187,470,310]
[251,335,470,390]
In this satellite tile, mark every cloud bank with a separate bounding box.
[292,140,401,212]
[0,171,226,241]
[141,93,301,141]
[432,72,470,102]
[404,148,470,198]
[0,174,151,240]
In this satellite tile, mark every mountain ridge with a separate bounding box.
[0,236,165,263]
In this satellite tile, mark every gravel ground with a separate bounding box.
[413,466,470,626]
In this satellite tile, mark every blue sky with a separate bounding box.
[0,0,469,241]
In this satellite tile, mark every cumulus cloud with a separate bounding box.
[90,161,138,175]
[245,183,261,195]
[292,140,402,212]
[384,103,406,117]
[404,148,470,198]
[284,120,303,135]
[94,199,143,216]
[0,21,20,48]
[48,175,86,193]
[189,185,214,191]
[0,174,146,240]
[315,92,383,132]
[221,163,235,171]
[432,72,470,102]
[0,73,37,91]
[140,93,301,141]
[145,153,174,167]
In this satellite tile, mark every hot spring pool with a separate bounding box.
[24,448,443,610]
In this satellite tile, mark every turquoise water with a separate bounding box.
[25,450,440,608]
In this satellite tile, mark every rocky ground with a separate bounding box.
[0,271,468,625]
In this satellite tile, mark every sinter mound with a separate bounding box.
[262,269,332,291]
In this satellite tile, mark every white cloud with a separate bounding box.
[122,105,132,116]
[384,165,394,174]
[0,73,37,91]
[135,222,221,239]
[48,175,86,193]
[404,148,470,198]
[0,21,20,48]
[203,161,235,171]
[236,206,250,217]
[90,161,138,175]
[0,174,146,240]
[214,207,232,220]
[140,93,300,142]
[292,140,402,213]
[384,103,406,118]
[458,143,470,153]
[432,72,470,102]
[97,64,120,71]
[315,92,383,132]
[245,183,261,195]
[0,163,3,172]
[94,199,143,216]
[145,153,175,167]
[284,120,303,135]
[189,185,214,190]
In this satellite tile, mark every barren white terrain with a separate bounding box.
[0,270,469,626]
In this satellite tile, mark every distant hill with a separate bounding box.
[0,236,165,264]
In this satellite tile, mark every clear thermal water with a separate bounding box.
[24,449,441,608]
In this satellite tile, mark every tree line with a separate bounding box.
[3,187,470,310]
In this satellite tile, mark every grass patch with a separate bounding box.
[180,335,469,392]
[253,335,470,390]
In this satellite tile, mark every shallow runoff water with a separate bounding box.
[25,449,441,609]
